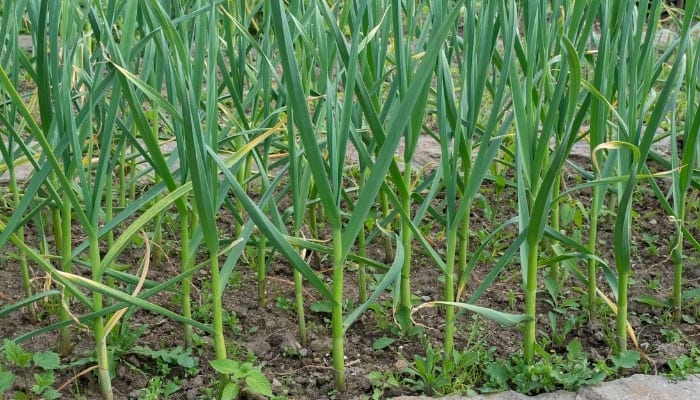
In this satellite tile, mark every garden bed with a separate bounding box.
[1,1,699,399]
[1,156,699,399]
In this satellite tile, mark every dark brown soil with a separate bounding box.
[1,156,699,399]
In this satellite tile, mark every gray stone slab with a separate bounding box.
[390,375,700,400]
[389,393,529,400]
[575,374,699,400]
[536,391,577,400]
[391,389,574,400]
[0,140,182,185]
[18,35,33,52]
[0,163,34,184]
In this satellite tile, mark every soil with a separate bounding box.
[1,140,699,400]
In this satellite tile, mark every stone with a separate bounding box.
[275,331,302,355]
[185,388,199,400]
[576,374,698,400]
[653,342,687,367]
[309,337,332,355]
[389,375,700,400]
[245,337,271,357]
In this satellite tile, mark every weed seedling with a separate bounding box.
[0,339,61,400]
[661,327,682,343]
[642,233,660,256]
[507,290,517,312]
[668,354,700,379]
[546,312,578,347]
[129,345,198,377]
[483,339,612,395]
[367,370,402,400]
[405,319,491,396]
[209,358,274,399]
[275,296,293,311]
[139,376,180,400]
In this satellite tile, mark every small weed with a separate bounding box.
[275,296,293,311]
[507,290,517,312]
[228,270,242,289]
[109,321,149,361]
[404,340,444,395]
[404,318,491,396]
[560,198,587,229]
[0,339,61,400]
[664,331,700,380]
[224,311,242,335]
[542,290,585,347]
[545,311,579,347]
[193,289,241,334]
[661,327,682,343]
[139,376,180,400]
[367,370,402,400]
[642,233,660,256]
[644,278,661,291]
[668,352,700,380]
[209,358,275,399]
[482,339,639,395]
[475,193,495,224]
[368,300,393,331]
[129,345,199,377]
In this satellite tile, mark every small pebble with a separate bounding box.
[264,318,276,329]
[309,337,332,354]
[245,338,271,357]
[394,358,409,370]
[278,331,302,354]
[190,375,204,387]
[593,331,605,342]
[628,315,641,328]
